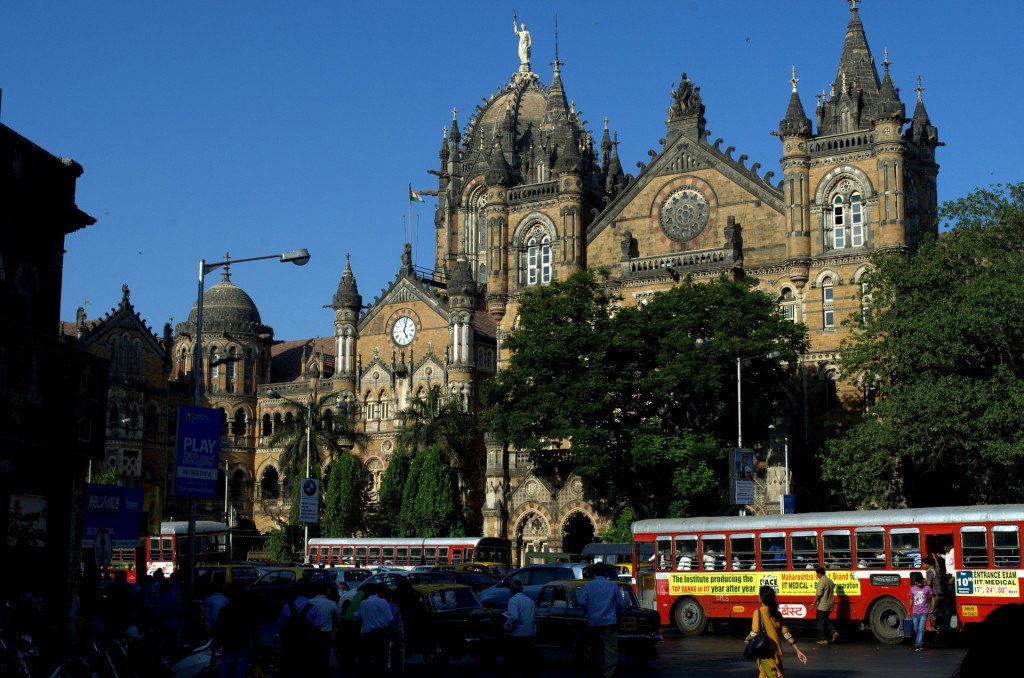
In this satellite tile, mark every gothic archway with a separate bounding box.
[561,511,595,555]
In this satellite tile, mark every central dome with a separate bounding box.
[176,272,274,339]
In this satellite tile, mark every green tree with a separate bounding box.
[324,452,364,537]
[597,507,634,544]
[823,183,1024,507]
[398,444,461,537]
[263,528,294,561]
[370,447,410,536]
[266,392,347,522]
[482,268,806,518]
[398,385,475,460]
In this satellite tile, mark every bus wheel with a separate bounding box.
[673,596,707,635]
[868,596,907,644]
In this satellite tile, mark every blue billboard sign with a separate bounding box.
[174,405,221,499]
[83,484,144,548]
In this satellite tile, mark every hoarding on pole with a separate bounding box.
[174,405,221,499]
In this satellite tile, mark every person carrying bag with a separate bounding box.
[743,586,808,678]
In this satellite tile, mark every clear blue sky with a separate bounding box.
[2,1,1019,342]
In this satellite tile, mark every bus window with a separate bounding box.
[674,536,697,570]
[396,547,409,566]
[149,537,161,561]
[822,531,851,569]
[889,529,921,568]
[342,546,354,565]
[760,533,787,569]
[701,536,726,571]
[855,529,885,568]
[369,546,381,565]
[424,547,437,565]
[410,547,422,565]
[961,527,989,568]
[993,526,1020,568]
[790,531,819,570]
[162,537,173,558]
[331,546,340,565]
[439,547,451,564]
[355,547,368,566]
[730,534,755,570]
[656,537,672,572]
[382,546,396,565]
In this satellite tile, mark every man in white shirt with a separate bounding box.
[309,582,340,677]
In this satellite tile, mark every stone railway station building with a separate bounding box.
[68,4,940,562]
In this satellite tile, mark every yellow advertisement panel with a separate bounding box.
[667,570,861,597]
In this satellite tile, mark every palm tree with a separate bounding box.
[266,391,351,507]
[398,385,475,460]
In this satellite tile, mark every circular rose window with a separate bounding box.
[659,187,710,242]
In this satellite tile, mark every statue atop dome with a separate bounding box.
[513,13,531,72]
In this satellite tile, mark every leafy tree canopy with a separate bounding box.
[371,447,410,537]
[482,268,806,518]
[324,453,364,537]
[398,444,462,537]
[824,183,1024,507]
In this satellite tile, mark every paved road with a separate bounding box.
[316,626,967,677]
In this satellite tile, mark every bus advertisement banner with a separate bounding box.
[174,405,221,499]
[663,570,862,598]
[83,483,144,548]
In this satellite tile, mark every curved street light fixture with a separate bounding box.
[187,248,310,597]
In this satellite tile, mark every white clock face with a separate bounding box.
[392,316,416,346]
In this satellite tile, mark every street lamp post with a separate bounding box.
[266,389,313,562]
[735,351,779,449]
[186,248,309,598]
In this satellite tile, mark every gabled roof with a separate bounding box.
[270,336,335,384]
[587,131,783,244]
[68,284,168,358]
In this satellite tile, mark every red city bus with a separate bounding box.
[146,520,232,576]
[306,537,513,569]
[632,505,1024,643]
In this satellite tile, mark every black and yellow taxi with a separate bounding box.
[533,578,662,664]
[406,583,506,666]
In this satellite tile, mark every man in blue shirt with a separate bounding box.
[502,579,537,678]
[578,564,624,678]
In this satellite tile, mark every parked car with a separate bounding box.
[421,569,498,594]
[329,567,373,593]
[476,563,589,610]
[407,584,505,666]
[193,562,261,599]
[429,562,511,580]
[533,579,662,664]
[247,567,335,616]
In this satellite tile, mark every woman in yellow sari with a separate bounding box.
[744,586,808,678]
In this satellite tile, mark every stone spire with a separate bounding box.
[874,49,906,122]
[906,75,940,146]
[331,253,362,311]
[779,67,813,137]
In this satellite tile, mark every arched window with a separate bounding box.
[244,348,254,393]
[109,337,119,372]
[828,181,865,251]
[832,196,846,249]
[109,403,120,426]
[261,466,280,500]
[130,338,141,371]
[262,413,272,436]
[365,391,377,420]
[226,347,237,393]
[378,390,389,420]
[258,350,269,382]
[273,412,283,432]
[232,408,246,436]
[323,409,334,433]
[209,344,220,391]
[145,403,159,433]
[850,193,863,246]
[526,234,551,286]
[778,287,797,322]
[822,277,835,328]
[219,408,228,435]
[285,411,294,428]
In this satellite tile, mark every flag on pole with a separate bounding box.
[409,187,425,203]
